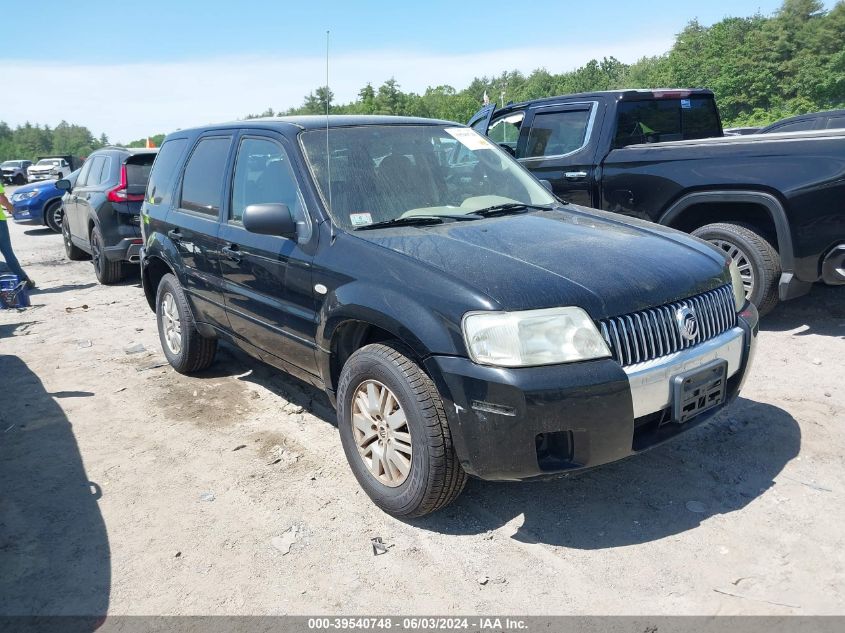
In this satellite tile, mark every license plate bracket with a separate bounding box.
[671,359,728,424]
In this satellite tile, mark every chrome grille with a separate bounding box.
[598,285,736,367]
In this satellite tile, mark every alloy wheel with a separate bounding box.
[91,233,102,276]
[710,238,754,297]
[351,380,412,487]
[160,292,182,355]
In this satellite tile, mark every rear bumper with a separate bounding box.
[425,305,758,481]
[103,237,143,263]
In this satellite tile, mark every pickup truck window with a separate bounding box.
[524,109,591,159]
[614,96,721,148]
[180,137,231,216]
[487,113,524,155]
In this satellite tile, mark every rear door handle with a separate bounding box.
[167,229,182,242]
[564,171,588,180]
[221,244,241,263]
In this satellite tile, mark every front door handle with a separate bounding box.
[564,171,588,180]
[167,229,182,242]
[221,244,242,263]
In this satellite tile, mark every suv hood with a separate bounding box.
[354,207,729,318]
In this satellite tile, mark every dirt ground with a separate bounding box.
[1,201,843,617]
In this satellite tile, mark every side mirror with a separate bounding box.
[56,179,72,192]
[243,203,297,238]
[539,179,553,193]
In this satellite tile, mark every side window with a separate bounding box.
[147,138,188,205]
[179,137,231,216]
[94,156,112,186]
[75,158,95,187]
[523,109,591,158]
[80,156,104,187]
[487,112,524,155]
[230,137,311,241]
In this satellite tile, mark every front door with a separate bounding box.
[218,134,319,376]
[516,104,598,207]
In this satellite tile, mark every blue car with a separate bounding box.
[11,168,80,233]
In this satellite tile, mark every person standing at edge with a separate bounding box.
[0,181,35,288]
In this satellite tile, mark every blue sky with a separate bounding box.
[4,0,809,141]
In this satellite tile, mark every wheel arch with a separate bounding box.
[41,196,63,224]
[659,190,795,273]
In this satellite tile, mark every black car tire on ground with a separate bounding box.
[63,219,89,261]
[693,222,781,316]
[90,226,124,284]
[336,341,467,518]
[155,273,217,374]
[44,200,63,233]
[14,174,25,185]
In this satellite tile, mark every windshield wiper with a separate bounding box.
[354,215,475,231]
[465,202,554,218]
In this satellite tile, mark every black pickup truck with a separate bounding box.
[469,90,845,315]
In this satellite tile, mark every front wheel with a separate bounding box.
[14,174,25,185]
[337,342,467,518]
[156,273,217,374]
[44,200,64,233]
[692,222,781,316]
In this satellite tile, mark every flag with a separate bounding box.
[482,91,490,106]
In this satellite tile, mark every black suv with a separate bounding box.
[57,147,157,283]
[140,116,758,518]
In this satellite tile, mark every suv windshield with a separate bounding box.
[300,124,555,230]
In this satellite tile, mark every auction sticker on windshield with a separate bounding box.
[445,127,493,150]
[350,212,373,227]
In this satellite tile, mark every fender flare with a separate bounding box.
[658,190,795,273]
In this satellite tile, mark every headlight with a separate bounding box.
[728,259,746,311]
[13,190,39,201]
[462,306,611,367]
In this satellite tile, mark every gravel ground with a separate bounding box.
[1,201,843,616]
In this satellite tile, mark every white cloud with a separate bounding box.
[5,37,671,142]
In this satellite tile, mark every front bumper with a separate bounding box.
[11,199,46,224]
[425,305,758,480]
[27,173,54,182]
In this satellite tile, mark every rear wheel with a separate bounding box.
[44,200,64,233]
[90,226,124,284]
[337,341,467,518]
[156,273,217,373]
[692,222,780,316]
[63,217,89,261]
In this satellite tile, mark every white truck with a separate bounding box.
[27,156,74,182]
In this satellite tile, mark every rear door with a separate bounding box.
[70,154,109,247]
[168,134,234,331]
[515,103,599,206]
[218,132,319,375]
[64,157,94,241]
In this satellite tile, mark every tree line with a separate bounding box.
[251,0,844,128]
[2,0,843,163]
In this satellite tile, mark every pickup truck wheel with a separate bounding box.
[337,342,467,518]
[63,219,89,261]
[14,174,25,185]
[44,200,64,233]
[156,273,217,374]
[90,226,124,284]
[693,222,780,316]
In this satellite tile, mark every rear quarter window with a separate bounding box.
[147,139,188,205]
[614,97,721,148]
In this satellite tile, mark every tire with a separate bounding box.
[692,222,781,316]
[337,341,467,518]
[90,226,124,284]
[44,200,64,233]
[62,217,89,261]
[14,174,25,185]
[155,273,217,374]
